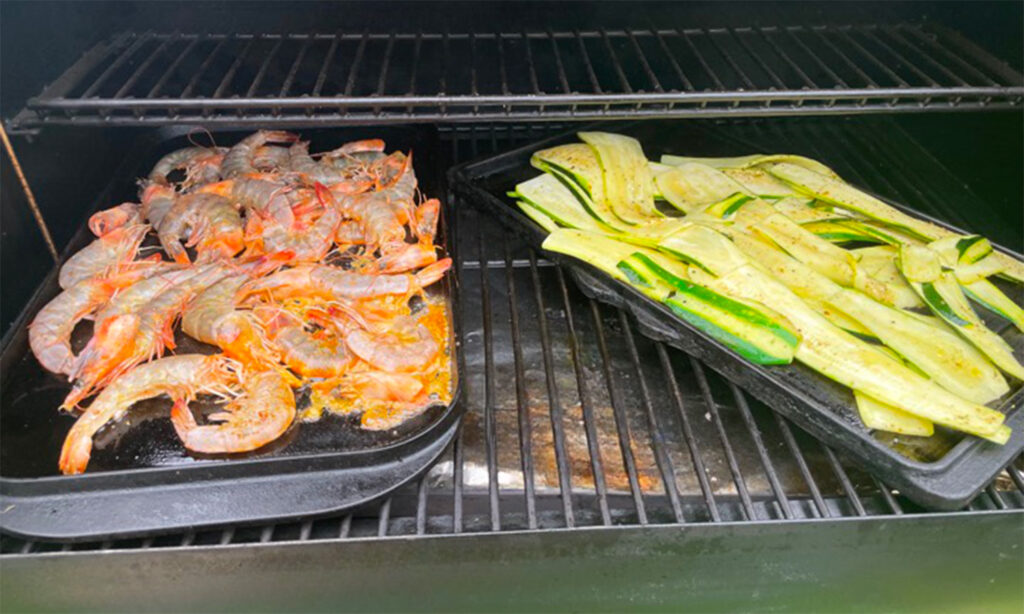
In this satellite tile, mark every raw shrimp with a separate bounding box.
[237,258,451,303]
[158,193,243,264]
[172,369,295,454]
[148,146,226,187]
[222,131,298,178]
[251,145,291,173]
[344,316,440,372]
[58,223,150,289]
[88,203,143,237]
[30,268,154,375]
[181,274,274,364]
[59,354,238,474]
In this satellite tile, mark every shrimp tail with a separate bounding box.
[58,428,93,475]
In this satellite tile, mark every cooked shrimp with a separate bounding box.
[59,354,238,474]
[373,242,438,274]
[344,316,439,372]
[238,258,451,303]
[334,220,365,245]
[140,183,179,229]
[288,141,347,185]
[148,146,227,187]
[158,193,243,264]
[248,184,341,261]
[30,268,153,375]
[222,131,298,178]
[67,264,232,409]
[345,371,424,404]
[201,176,297,229]
[251,145,291,173]
[413,198,440,242]
[88,203,143,237]
[257,307,352,378]
[171,369,295,454]
[181,274,274,364]
[58,223,150,289]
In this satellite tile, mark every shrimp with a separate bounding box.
[222,131,298,178]
[181,274,274,365]
[29,267,155,375]
[237,258,451,303]
[140,183,179,229]
[58,223,150,289]
[373,242,438,274]
[247,184,340,261]
[334,220,365,245]
[171,369,295,454]
[59,354,238,474]
[158,193,243,264]
[256,307,352,378]
[251,145,291,173]
[344,316,440,372]
[288,141,348,185]
[88,202,143,237]
[201,176,296,229]
[344,371,424,403]
[413,198,441,242]
[148,146,227,187]
[66,264,232,409]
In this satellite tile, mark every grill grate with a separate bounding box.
[6,23,1023,131]
[1,116,1022,555]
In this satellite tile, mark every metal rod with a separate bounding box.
[0,123,59,261]
[505,240,539,530]
[478,232,501,532]
[689,358,757,520]
[311,33,340,97]
[245,36,285,98]
[773,415,829,518]
[756,27,818,89]
[377,498,391,537]
[528,252,576,528]
[415,476,429,535]
[657,344,720,522]
[650,26,694,91]
[556,267,612,526]
[114,33,178,98]
[821,446,867,516]
[147,36,201,98]
[279,35,313,97]
[620,311,685,523]
[591,300,648,524]
[729,384,793,520]
[81,32,151,98]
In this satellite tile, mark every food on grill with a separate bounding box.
[29,131,453,474]
[512,131,1022,443]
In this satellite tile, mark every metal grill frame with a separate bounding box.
[6,22,1023,132]
[2,117,1022,557]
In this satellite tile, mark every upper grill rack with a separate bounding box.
[7,22,1023,130]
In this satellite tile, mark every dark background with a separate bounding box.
[2,1,1022,336]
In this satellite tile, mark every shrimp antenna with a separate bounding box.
[186,126,219,150]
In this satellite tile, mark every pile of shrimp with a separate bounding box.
[29,130,454,475]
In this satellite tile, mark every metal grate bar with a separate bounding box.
[757,27,819,89]
[859,27,941,88]
[690,359,757,520]
[899,25,997,87]
[80,32,151,99]
[557,268,613,526]
[592,300,648,524]
[822,447,867,516]
[114,33,178,99]
[506,241,539,530]
[620,312,685,523]
[147,36,202,99]
[730,385,793,519]
[279,36,313,97]
[657,344,720,521]
[342,32,370,97]
[529,253,576,528]
[311,33,340,97]
[774,415,829,518]
[881,26,968,87]
[626,29,664,93]
[650,26,694,92]
[245,37,285,98]
[478,233,501,531]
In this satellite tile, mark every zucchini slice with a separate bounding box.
[531,145,626,230]
[579,132,661,224]
[768,161,1024,284]
[654,162,750,213]
[722,168,795,199]
[710,263,1009,442]
[517,201,561,233]
[511,174,610,232]
[963,279,1024,333]
[854,391,934,437]
[662,153,840,179]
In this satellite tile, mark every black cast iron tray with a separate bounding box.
[449,120,1024,511]
[0,125,462,541]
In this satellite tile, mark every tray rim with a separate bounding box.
[0,123,463,490]
[447,118,1024,510]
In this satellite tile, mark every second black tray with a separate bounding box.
[1,125,462,541]
[449,120,1024,511]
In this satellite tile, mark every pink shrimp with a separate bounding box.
[171,368,295,455]
[140,183,179,229]
[88,203,143,237]
[148,146,227,187]
[344,316,440,372]
[237,257,451,304]
[58,223,151,289]
[59,354,238,474]
[255,306,352,378]
[247,185,341,262]
[181,274,275,366]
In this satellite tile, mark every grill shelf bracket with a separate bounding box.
[5,22,1022,132]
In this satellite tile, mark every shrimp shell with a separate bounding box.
[172,369,295,454]
[59,354,238,474]
[222,131,298,178]
[89,203,143,237]
[237,258,451,303]
[58,223,150,289]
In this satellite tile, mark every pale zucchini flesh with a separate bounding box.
[579,132,661,224]
[854,391,935,437]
